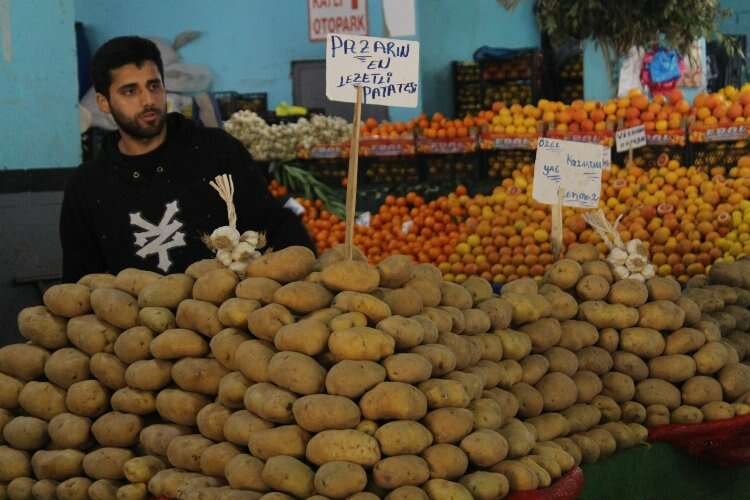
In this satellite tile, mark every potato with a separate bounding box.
[581,259,613,283]
[245,304,293,342]
[518,355,548,386]
[421,407,474,445]
[30,479,59,500]
[681,375,723,406]
[719,363,750,401]
[110,327,151,365]
[402,280,441,312]
[543,259,582,290]
[476,360,518,390]
[592,395,622,423]
[386,486,429,500]
[123,456,165,483]
[600,372,636,403]
[42,285,91,319]
[468,398,503,431]
[422,307,453,334]
[327,326,395,363]
[306,429,380,466]
[502,278,538,296]
[671,405,704,424]
[576,346,613,375]
[461,309,491,336]
[370,420,433,458]
[331,291,392,323]
[573,370,603,403]
[706,311,738,335]
[67,315,120,355]
[292,395,360,433]
[596,328,619,353]
[459,471,509,500]
[56,477,93,500]
[205,331,249,373]
[503,293,551,326]
[472,334,502,363]
[32,449,85,480]
[482,388,519,421]
[706,284,740,305]
[477,298,512,330]
[112,268,160,295]
[124,359,172,391]
[63,380,107,418]
[645,404,671,427]
[217,298,260,329]
[116,483,148,500]
[89,352,123,390]
[459,276,491,303]
[563,243,598,263]
[196,403,232,442]
[360,382,428,421]
[684,287,725,313]
[89,288,139,330]
[490,460,537,491]
[620,327,665,359]
[329,312,368,332]
[166,434,213,471]
[675,297,701,328]
[445,371,484,401]
[323,359,386,398]
[511,383,543,418]
[111,387,156,417]
[271,282,333,314]
[696,320,722,343]
[190,268,238,305]
[523,454,561,480]
[526,413,571,442]
[16,306,68,351]
[496,329,532,361]
[569,434,599,465]
[563,404,602,433]
[17,381,66,420]
[320,260,380,293]
[578,301,639,329]
[419,379,470,409]
[91,412,142,447]
[552,438,582,467]
[421,444,469,481]
[243,383,297,424]
[439,282,473,310]
[235,277,282,304]
[539,287,579,321]
[155,389,210,427]
[379,354,432,385]
[377,316,425,350]
[576,275,610,301]
[267,323,327,360]
[644,277,680,303]
[235,340,276,383]
[498,420,535,458]
[0,446,31,482]
[613,351,649,381]
[607,279,648,307]
[0,372,24,410]
[664,327,706,355]
[137,307,174,334]
[544,347,579,376]
[146,469,224,499]
[173,299,222,338]
[266,351,325,396]
[47,413,91,449]
[137,273,194,309]
[618,401,646,424]
[582,428,616,458]
[245,246,315,282]
[42,348,89,390]
[438,332,477,370]
[440,305,467,334]
[517,319,561,354]
[148,329,208,360]
[559,320,599,352]
[599,422,638,449]
[639,301,686,331]
[372,455,430,489]
[223,411,273,447]
[7,477,34,499]
[225,454,268,492]
[702,401,735,421]
[88,478,121,500]
[535,373,577,412]
[647,355,696,383]
[313,461,367,499]
[635,379,681,410]
[694,342,731,375]
[2,416,47,450]
[199,442,241,477]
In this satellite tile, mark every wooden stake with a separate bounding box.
[344,86,364,260]
[627,147,634,168]
[551,186,564,260]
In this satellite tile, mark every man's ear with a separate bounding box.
[95,92,111,114]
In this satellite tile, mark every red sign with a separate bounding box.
[308,0,369,42]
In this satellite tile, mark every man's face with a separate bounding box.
[96,60,167,140]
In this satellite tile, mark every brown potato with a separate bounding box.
[422,444,469,480]
[520,319,561,354]
[544,259,583,290]
[138,273,194,308]
[306,429,380,466]
[539,287,579,321]
[235,339,276,383]
[578,302,639,330]
[155,389,210,426]
[332,291,392,323]
[314,461,367,498]
[244,383,297,424]
[328,327,395,362]
[150,328,208,359]
[89,354,125,389]
[646,404,671,427]
[573,370,603,403]
[647,277,681,302]
[273,281,334,313]
[503,293,551,326]
[536,373,578,411]
[196,403,232,442]
[223,411,273,447]
[694,342,731,375]
[576,275,610,301]
[90,288,139,329]
[526,413,571,441]
[482,388,519,421]
[702,401,735,421]
[125,359,172,391]
[19,381,66,420]
[373,455,430,489]
[581,259,613,282]
[246,246,316,283]
[405,278,442,309]
[620,327,665,359]
[620,401,647,424]
[597,328,619,353]
[664,328,706,355]
[57,477,93,499]
[635,379,681,410]
[236,277,282,304]
[520,355,549,386]
[17,305,68,349]
[218,298,260,329]
[91,412,142,447]
[325,360,386,398]
[600,372,636,402]
[32,450,85,481]
[577,346,613,375]
[440,282,473,310]
[3,416,48,450]
[247,304,294,342]
[671,405,704,424]
[490,460,538,491]
[477,298,513,330]
[582,429,616,458]
[559,320,599,352]
[383,353,433,384]
[639,301,686,331]
[512,383,544,418]
[613,351,650,381]
[470,398,504,431]
[563,403,602,433]
[138,306,175,333]
[267,351,326,395]
[377,287,425,318]
[44,348,90,389]
[544,347,579,377]
[682,375,724,406]
[423,408,474,444]
[123,455,166,483]
[360,382,428,421]
[225,454,268,492]
[648,355,696,383]
[113,268,160,296]
[322,260,380,293]
[248,425,311,460]
[719,363,750,401]
[607,279,648,307]
[113,326,154,364]
[67,315,120,355]
[175,299,223,338]
[65,380,109,417]
[166,434,213,471]
[48,413,91,449]
[460,471,509,500]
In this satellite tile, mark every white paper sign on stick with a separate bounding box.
[326,34,419,107]
[615,125,646,153]
[533,138,604,209]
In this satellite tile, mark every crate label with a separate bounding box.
[705,126,747,142]
[616,125,646,152]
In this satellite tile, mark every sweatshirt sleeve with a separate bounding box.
[224,136,317,254]
[60,171,108,283]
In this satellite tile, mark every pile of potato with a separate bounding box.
[1,243,749,500]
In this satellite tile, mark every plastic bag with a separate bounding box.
[618,47,646,97]
[649,49,682,84]
[649,413,750,466]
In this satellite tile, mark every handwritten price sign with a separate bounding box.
[615,125,646,153]
[533,138,604,209]
[326,34,420,107]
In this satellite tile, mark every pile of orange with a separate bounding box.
[604,88,690,132]
[541,98,613,134]
[418,112,475,139]
[478,101,543,136]
[361,116,417,140]
[268,179,289,198]
[691,84,750,130]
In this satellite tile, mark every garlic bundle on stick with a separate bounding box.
[206,174,266,277]
[583,210,655,282]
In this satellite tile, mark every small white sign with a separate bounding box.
[326,34,419,107]
[615,125,646,153]
[602,146,612,171]
[308,0,369,42]
[533,138,604,209]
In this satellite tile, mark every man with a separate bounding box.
[61,36,314,282]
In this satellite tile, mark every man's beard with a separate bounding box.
[110,104,166,140]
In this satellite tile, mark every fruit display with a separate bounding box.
[559,55,584,103]
[361,117,417,141]
[690,85,750,142]
[487,150,535,179]
[542,98,614,141]
[482,55,536,81]
[456,82,482,117]
[364,157,420,185]
[7,236,750,498]
[629,146,686,168]
[692,142,750,170]
[484,82,534,107]
[306,159,349,186]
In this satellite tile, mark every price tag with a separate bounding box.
[533,138,604,209]
[616,125,646,152]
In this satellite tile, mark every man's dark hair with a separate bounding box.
[91,36,164,97]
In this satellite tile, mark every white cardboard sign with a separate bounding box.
[533,138,604,209]
[308,0,369,42]
[326,34,419,107]
[615,125,646,153]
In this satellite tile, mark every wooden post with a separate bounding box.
[344,86,364,260]
[551,185,565,260]
[627,147,634,168]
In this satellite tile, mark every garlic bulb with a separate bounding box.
[232,241,255,261]
[625,254,647,273]
[211,226,240,250]
[613,265,630,280]
[642,264,656,279]
[216,249,233,267]
[626,239,648,258]
[609,248,628,266]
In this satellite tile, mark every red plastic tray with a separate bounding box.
[507,466,585,500]
[648,413,750,466]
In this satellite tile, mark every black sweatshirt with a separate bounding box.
[60,113,315,283]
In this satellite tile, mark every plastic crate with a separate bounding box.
[363,157,420,185]
[486,149,535,179]
[236,92,268,114]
